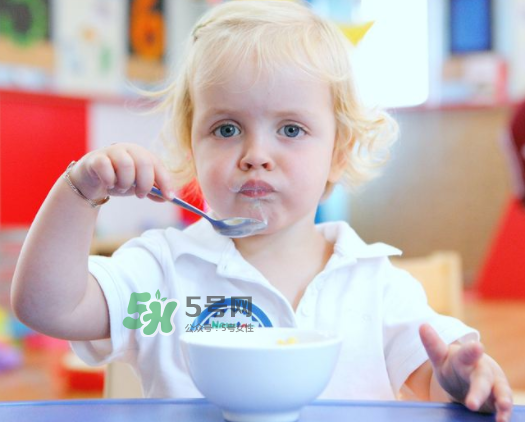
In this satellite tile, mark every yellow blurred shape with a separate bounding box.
[82,27,97,43]
[0,306,9,342]
[277,337,298,346]
[339,21,374,46]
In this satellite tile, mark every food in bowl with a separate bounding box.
[277,336,298,346]
[180,327,342,422]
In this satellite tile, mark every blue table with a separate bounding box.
[0,398,523,421]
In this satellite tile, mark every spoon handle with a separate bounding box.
[149,187,211,222]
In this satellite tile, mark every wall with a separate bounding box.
[509,0,525,97]
[349,106,512,284]
[0,91,87,226]
[0,90,177,236]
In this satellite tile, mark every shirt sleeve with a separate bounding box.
[70,232,166,366]
[381,261,479,394]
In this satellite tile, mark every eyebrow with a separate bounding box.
[201,108,239,117]
[201,107,318,120]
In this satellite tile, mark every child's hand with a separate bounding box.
[419,324,513,422]
[68,143,175,203]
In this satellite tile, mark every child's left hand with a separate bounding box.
[419,324,513,422]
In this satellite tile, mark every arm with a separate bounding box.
[10,143,175,341]
[403,324,513,422]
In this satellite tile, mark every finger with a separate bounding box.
[455,342,484,367]
[464,363,494,411]
[85,154,116,189]
[494,377,513,422]
[152,156,176,200]
[107,149,136,193]
[127,148,155,199]
[147,194,168,203]
[419,324,448,369]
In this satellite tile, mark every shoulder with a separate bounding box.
[317,221,425,291]
[112,218,230,266]
[317,220,402,264]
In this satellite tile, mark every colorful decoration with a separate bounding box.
[0,307,23,372]
[0,307,8,342]
[127,0,166,82]
[54,0,126,95]
[0,340,22,372]
[0,0,53,70]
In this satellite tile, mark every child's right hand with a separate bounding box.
[420,324,513,422]
[67,143,176,203]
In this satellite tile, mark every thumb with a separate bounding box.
[419,324,449,369]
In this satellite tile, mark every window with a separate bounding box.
[352,0,429,108]
[450,0,492,54]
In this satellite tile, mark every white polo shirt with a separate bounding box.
[72,219,477,399]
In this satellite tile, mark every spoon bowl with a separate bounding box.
[149,187,267,238]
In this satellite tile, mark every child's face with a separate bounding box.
[190,61,341,235]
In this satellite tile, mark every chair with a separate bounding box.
[392,252,525,405]
[391,251,464,319]
[104,362,143,398]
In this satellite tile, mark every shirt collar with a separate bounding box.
[175,219,401,268]
[175,219,262,282]
[316,221,402,260]
[169,218,232,266]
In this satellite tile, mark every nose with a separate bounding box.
[238,137,275,171]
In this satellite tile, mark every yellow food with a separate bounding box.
[277,337,298,346]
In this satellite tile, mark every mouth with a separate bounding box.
[238,180,275,198]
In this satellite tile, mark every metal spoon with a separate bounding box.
[149,186,267,238]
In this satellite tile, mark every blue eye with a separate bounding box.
[213,124,240,138]
[279,125,305,138]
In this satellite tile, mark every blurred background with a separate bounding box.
[0,0,524,403]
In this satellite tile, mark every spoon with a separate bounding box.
[149,186,268,238]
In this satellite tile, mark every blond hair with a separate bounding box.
[156,0,398,196]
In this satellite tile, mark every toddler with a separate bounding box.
[11,1,512,421]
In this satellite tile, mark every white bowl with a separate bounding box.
[180,327,342,422]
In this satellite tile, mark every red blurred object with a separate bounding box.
[23,333,70,351]
[508,100,525,200]
[178,179,206,225]
[476,197,525,298]
[58,352,105,392]
[61,368,104,392]
[0,90,87,226]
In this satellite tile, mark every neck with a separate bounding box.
[233,218,333,282]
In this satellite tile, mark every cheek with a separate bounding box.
[193,147,217,178]
[193,152,232,203]
[290,150,333,188]
[197,163,224,190]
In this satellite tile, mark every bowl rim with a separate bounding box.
[179,327,343,350]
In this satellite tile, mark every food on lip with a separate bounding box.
[238,180,275,198]
[277,337,298,346]
[240,180,275,192]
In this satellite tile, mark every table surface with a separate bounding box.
[0,398,523,422]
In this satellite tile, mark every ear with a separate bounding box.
[328,147,346,183]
